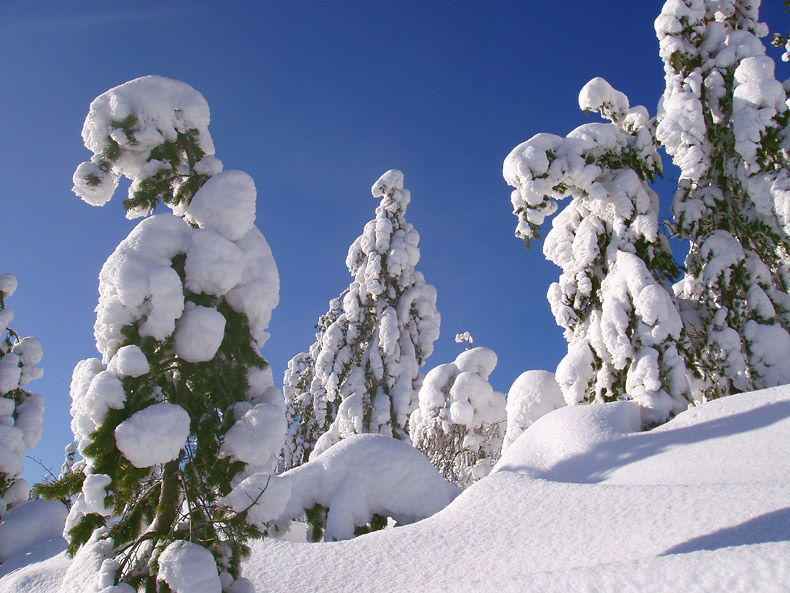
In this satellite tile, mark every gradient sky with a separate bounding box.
[2,1,788,484]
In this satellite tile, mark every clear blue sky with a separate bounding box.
[2,1,788,483]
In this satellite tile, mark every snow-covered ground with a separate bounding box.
[3,385,790,592]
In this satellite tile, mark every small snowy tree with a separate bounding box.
[656,0,790,400]
[297,170,440,458]
[0,271,44,517]
[57,76,283,592]
[504,77,691,425]
[409,347,506,486]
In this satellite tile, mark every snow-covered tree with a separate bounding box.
[656,0,790,400]
[57,76,282,593]
[409,347,506,486]
[0,271,44,518]
[504,77,691,425]
[298,170,440,458]
[280,301,342,471]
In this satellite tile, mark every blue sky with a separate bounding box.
[2,1,788,483]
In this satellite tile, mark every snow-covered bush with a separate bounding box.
[409,347,506,486]
[504,77,691,425]
[225,434,460,542]
[57,76,282,592]
[656,0,790,401]
[502,370,565,452]
[290,170,440,459]
[0,269,44,518]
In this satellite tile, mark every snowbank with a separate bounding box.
[4,386,790,592]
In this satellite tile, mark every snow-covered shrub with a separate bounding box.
[504,77,691,425]
[0,269,44,517]
[57,76,282,592]
[502,370,565,452]
[225,434,460,542]
[656,0,790,400]
[290,170,441,459]
[409,347,506,486]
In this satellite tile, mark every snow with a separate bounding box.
[113,402,190,468]
[106,345,149,378]
[4,386,790,591]
[275,434,460,542]
[185,170,257,242]
[173,304,226,363]
[0,500,66,563]
[502,370,565,452]
[221,402,287,470]
[158,541,222,593]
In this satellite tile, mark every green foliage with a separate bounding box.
[305,503,328,542]
[32,470,85,503]
[354,513,388,537]
[66,513,107,557]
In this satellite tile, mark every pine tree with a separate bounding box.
[57,76,282,592]
[302,170,440,458]
[280,300,342,471]
[0,270,44,517]
[656,0,790,400]
[504,77,691,425]
[409,347,506,487]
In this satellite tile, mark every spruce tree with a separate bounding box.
[0,270,44,517]
[656,0,790,400]
[504,77,691,425]
[57,76,282,592]
[280,300,342,471]
[300,170,440,458]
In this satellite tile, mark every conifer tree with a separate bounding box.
[409,347,506,487]
[656,0,790,400]
[301,170,440,458]
[56,76,282,592]
[504,78,691,425]
[280,300,342,471]
[0,270,44,517]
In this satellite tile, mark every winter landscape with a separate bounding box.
[2,0,790,591]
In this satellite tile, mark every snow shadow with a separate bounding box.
[661,507,790,555]
[534,400,790,483]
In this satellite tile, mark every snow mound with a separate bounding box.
[6,387,790,592]
[276,434,460,541]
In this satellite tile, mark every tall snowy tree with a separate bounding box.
[504,77,691,425]
[0,270,44,518]
[57,76,283,593]
[296,170,440,459]
[656,0,790,400]
[409,347,506,487]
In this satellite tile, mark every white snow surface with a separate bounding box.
[5,386,790,591]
